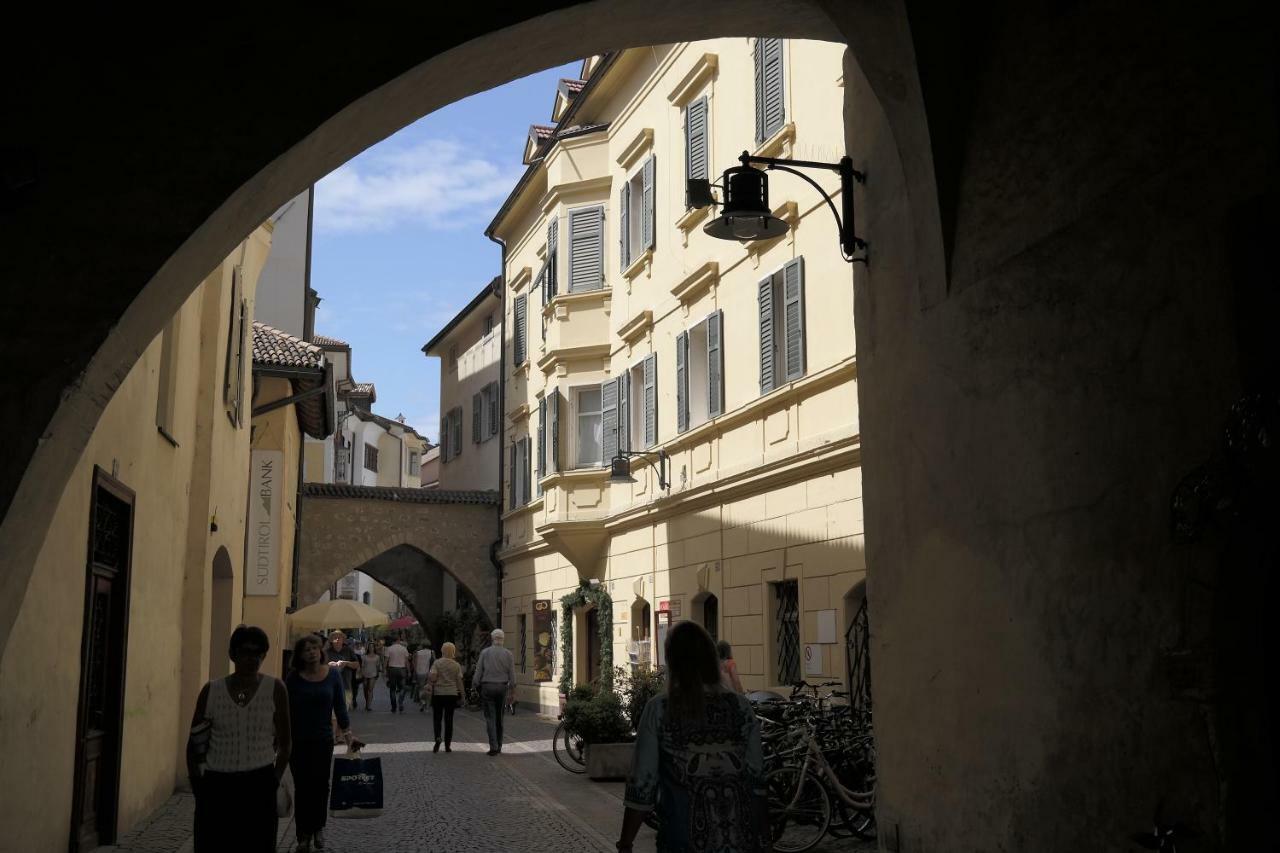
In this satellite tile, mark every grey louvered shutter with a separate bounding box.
[708,310,724,417]
[618,371,630,455]
[619,183,630,271]
[537,397,547,484]
[676,331,690,433]
[685,97,708,207]
[570,206,604,292]
[546,217,559,297]
[453,408,463,457]
[440,416,448,461]
[762,38,785,141]
[522,437,532,505]
[550,390,561,472]
[759,275,777,394]
[783,257,806,381]
[509,442,517,509]
[473,392,482,443]
[488,383,500,438]
[602,377,619,465]
[514,294,527,364]
[643,353,657,448]
[642,155,655,252]
[754,38,766,144]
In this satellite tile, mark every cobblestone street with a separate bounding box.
[109,689,875,853]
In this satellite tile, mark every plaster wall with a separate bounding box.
[433,292,502,492]
[254,188,312,338]
[375,427,402,488]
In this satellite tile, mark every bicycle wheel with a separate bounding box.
[766,767,831,852]
[552,721,586,774]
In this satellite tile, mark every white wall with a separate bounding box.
[254,188,311,337]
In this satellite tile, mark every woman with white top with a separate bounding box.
[187,625,291,853]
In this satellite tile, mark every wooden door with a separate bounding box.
[70,469,134,852]
[586,608,600,685]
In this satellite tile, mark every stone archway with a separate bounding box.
[298,484,499,624]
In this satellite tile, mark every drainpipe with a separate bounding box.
[290,192,317,612]
[487,235,508,627]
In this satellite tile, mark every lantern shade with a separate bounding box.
[608,454,636,484]
[702,164,789,242]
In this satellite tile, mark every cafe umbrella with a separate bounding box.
[288,599,390,632]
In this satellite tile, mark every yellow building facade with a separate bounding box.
[493,39,865,714]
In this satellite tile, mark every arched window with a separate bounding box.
[702,594,719,643]
[362,591,371,605]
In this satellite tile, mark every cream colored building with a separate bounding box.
[0,223,338,851]
[492,40,864,713]
[422,279,503,492]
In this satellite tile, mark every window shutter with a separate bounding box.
[642,155,655,252]
[550,390,561,473]
[754,38,766,144]
[783,256,806,381]
[618,371,630,455]
[473,392,482,443]
[601,377,619,465]
[537,397,547,484]
[440,416,449,462]
[759,275,776,394]
[763,38,785,141]
[685,97,709,207]
[453,408,463,458]
[619,183,631,271]
[488,383,500,438]
[569,206,605,292]
[509,442,517,508]
[676,330,689,434]
[546,217,559,297]
[514,294,527,364]
[643,353,657,448]
[708,310,724,418]
[521,437,532,505]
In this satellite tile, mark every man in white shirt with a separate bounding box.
[384,637,410,713]
[412,644,436,711]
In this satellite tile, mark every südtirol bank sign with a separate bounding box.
[246,449,283,596]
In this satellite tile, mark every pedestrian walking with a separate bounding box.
[471,628,515,755]
[286,633,355,853]
[413,642,436,712]
[717,640,746,694]
[356,639,382,711]
[615,621,771,853]
[186,625,291,853]
[384,635,411,713]
[324,630,359,711]
[427,642,464,752]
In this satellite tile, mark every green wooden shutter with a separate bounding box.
[642,155,655,252]
[762,38,785,141]
[643,353,657,448]
[619,183,630,271]
[783,257,805,381]
[515,293,528,364]
[602,377,619,465]
[676,330,689,433]
[570,205,605,292]
[759,275,777,394]
[708,310,724,418]
[685,97,709,207]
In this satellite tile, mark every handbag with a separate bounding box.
[276,766,295,818]
[329,750,383,819]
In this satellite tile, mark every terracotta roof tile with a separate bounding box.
[560,78,586,95]
[303,483,498,505]
[252,322,324,370]
[352,382,376,396]
[530,124,555,140]
[312,334,348,347]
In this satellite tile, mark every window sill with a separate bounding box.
[539,467,610,488]
[675,205,710,247]
[501,496,544,521]
[621,248,653,283]
[753,121,796,160]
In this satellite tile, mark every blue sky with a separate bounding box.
[311,61,579,442]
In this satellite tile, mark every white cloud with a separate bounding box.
[314,139,520,234]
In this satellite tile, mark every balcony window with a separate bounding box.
[576,386,603,468]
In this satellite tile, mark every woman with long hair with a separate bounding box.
[616,621,771,853]
[286,633,354,852]
[428,641,464,752]
[187,625,291,853]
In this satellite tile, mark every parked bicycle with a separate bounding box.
[552,715,586,774]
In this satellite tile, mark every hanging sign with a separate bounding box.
[246,450,283,596]
[532,599,553,683]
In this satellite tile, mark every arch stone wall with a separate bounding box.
[298,485,499,624]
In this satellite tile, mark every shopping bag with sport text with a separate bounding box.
[329,753,383,818]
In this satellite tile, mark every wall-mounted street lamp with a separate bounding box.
[608,448,671,492]
[689,150,868,263]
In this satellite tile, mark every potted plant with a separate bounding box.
[562,685,633,780]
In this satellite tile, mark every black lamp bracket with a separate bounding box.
[738,150,868,264]
[618,447,671,491]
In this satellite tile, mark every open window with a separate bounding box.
[758,257,805,395]
[619,156,655,270]
[677,311,725,433]
[575,386,603,468]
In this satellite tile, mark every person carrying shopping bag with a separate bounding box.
[286,633,354,852]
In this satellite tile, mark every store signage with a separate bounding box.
[246,450,283,596]
[532,599,553,683]
[658,598,682,617]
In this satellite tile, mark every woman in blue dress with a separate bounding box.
[286,633,353,852]
[616,621,771,853]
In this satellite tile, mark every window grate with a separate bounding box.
[548,611,557,676]
[845,596,872,715]
[774,581,800,685]
[519,614,527,672]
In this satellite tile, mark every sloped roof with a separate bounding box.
[312,334,349,348]
[303,483,498,505]
[560,78,586,96]
[252,322,324,370]
[351,382,376,396]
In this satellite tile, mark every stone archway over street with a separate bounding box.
[299,484,499,623]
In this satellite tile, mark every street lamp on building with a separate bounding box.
[608,448,671,492]
[691,150,868,263]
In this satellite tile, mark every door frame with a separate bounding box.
[69,466,136,852]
